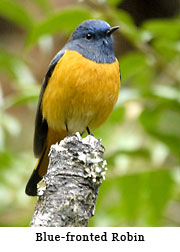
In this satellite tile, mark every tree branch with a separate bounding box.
[30,133,107,227]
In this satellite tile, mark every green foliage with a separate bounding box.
[107,0,123,7]
[0,0,34,30]
[31,0,52,13]
[0,49,35,84]
[142,18,180,40]
[89,170,174,226]
[142,18,180,60]
[120,52,147,83]
[27,7,93,46]
[139,104,180,157]
[0,0,179,227]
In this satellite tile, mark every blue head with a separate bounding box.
[65,20,119,63]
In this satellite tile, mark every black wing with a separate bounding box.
[33,50,65,157]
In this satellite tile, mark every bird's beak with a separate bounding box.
[106,26,120,35]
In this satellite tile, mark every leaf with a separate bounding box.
[0,0,34,30]
[106,106,125,124]
[142,18,180,40]
[152,85,179,102]
[115,9,135,25]
[118,174,144,224]
[138,86,179,108]
[133,66,155,86]
[0,48,36,87]
[139,104,180,156]
[0,49,19,78]
[0,112,21,136]
[153,38,180,60]
[120,52,147,83]
[91,169,174,226]
[146,170,173,225]
[106,148,150,167]
[5,93,38,108]
[27,7,93,46]
[0,151,13,170]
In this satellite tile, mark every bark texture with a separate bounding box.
[30,133,107,227]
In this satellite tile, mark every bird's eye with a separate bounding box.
[86,33,93,40]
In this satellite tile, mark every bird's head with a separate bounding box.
[65,19,119,63]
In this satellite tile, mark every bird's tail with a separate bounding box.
[25,129,68,196]
[25,145,49,196]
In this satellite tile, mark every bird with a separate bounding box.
[25,19,121,196]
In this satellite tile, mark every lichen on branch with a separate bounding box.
[30,133,107,227]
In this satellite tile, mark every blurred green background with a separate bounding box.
[0,0,179,227]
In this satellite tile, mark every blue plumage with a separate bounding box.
[64,19,119,63]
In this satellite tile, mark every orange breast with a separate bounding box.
[42,50,120,133]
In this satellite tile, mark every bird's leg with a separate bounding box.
[86,126,91,135]
[86,126,94,136]
[65,121,71,136]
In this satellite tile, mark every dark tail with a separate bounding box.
[25,169,42,196]
[25,146,48,196]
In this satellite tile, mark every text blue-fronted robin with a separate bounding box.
[25,19,121,196]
